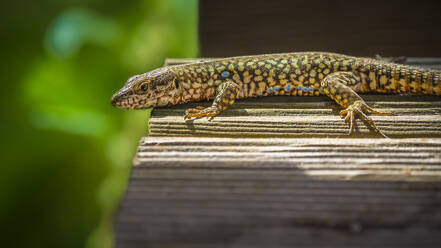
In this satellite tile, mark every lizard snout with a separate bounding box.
[110,92,119,106]
[110,91,122,107]
[111,90,132,108]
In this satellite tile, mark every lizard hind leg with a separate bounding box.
[184,80,240,120]
[322,72,393,138]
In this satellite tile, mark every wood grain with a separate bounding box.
[116,137,441,248]
[134,137,441,178]
[150,95,441,138]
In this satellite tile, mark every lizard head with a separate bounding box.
[111,67,180,109]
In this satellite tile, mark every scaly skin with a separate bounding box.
[111,52,441,137]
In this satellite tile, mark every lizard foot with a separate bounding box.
[340,100,394,138]
[184,106,220,120]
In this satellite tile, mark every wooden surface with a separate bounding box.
[199,0,441,57]
[150,95,441,138]
[116,137,441,248]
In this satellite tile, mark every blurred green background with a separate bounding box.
[0,0,198,247]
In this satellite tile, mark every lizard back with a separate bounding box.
[170,52,441,104]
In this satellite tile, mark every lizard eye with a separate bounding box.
[140,84,148,91]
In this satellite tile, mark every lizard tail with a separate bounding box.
[433,71,441,96]
[394,68,441,96]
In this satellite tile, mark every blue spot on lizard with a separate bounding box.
[221,71,230,78]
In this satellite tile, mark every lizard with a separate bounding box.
[111,52,441,138]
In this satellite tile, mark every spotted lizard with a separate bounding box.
[111,52,441,138]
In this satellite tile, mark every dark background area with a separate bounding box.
[200,0,441,57]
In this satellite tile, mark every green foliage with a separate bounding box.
[0,0,198,247]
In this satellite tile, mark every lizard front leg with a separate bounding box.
[321,72,394,138]
[184,80,240,120]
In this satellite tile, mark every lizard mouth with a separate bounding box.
[111,87,178,110]
[112,97,156,109]
[110,91,129,108]
[111,91,156,110]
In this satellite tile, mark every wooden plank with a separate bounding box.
[134,137,441,179]
[149,95,441,138]
[116,137,441,248]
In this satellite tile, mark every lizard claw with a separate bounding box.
[184,106,220,120]
[340,101,393,138]
[184,106,205,120]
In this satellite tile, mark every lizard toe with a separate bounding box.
[184,106,220,120]
[342,101,389,138]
